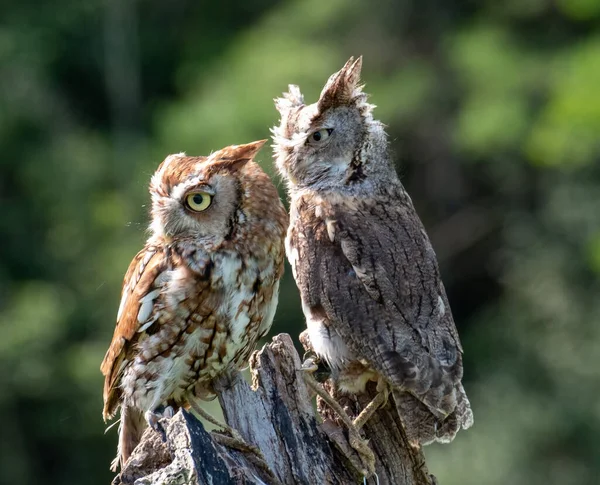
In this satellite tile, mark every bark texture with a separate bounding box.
[113,334,436,485]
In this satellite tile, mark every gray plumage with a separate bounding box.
[272,57,473,445]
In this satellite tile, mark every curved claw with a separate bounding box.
[163,405,175,419]
[145,410,167,442]
[363,472,380,485]
[348,430,376,477]
[145,404,176,443]
[303,371,376,478]
[301,355,319,373]
[301,353,332,383]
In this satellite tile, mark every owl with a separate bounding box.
[100,140,288,471]
[272,58,473,465]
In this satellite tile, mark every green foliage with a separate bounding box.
[1,1,599,484]
[527,37,600,167]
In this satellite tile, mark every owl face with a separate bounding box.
[149,141,265,242]
[272,57,388,191]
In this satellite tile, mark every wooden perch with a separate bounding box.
[113,334,436,485]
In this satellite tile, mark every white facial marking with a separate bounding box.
[171,175,208,203]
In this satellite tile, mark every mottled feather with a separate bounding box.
[289,188,462,417]
[100,140,288,470]
[273,57,473,446]
[101,247,166,419]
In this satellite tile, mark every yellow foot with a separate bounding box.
[301,358,376,478]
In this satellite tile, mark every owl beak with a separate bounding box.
[318,56,363,111]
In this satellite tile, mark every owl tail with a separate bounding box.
[454,383,474,430]
[392,383,473,446]
[110,404,146,472]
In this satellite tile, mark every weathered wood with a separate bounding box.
[113,334,436,485]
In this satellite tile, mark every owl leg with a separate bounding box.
[187,399,282,485]
[187,399,246,445]
[111,404,146,471]
[144,404,175,442]
[301,357,376,478]
[188,398,273,458]
[353,379,389,431]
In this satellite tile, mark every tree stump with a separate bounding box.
[112,334,436,485]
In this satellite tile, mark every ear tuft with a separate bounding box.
[206,140,266,175]
[214,139,266,161]
[317,56,363,112]
[275,85,305,115]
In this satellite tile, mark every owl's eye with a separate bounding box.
[185,192,213,212]
[308,128,334,145]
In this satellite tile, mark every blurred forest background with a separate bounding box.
[1,0,599,484]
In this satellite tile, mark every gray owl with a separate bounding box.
[272,57,473,465]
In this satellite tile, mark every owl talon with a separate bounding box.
[192,402,280,485]
[301,351,319,371]
[348,431,376,477]
[301,354,332,384]
[145,405,177,443]
[189,396,281,484]
[211,433,282,485]
[303,371,376,478]
[212,430,260,455]
[353,385,388,432]
[216,425,245,445]
[188,398,258,455]
[163,405,175,419]
[145,410,167,442]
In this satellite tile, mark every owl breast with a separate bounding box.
[288,207,377,394]
[123,249,279,411]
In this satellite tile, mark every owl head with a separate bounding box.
[272,56,391,192]
[148,140,268,242]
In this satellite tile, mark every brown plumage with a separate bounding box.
[101,140,288,470]
[272,57,473,451]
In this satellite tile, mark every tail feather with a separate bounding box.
[455,382,474,430]
[110,404,146,472]
[381,350,462,418]
[392,383,473,446]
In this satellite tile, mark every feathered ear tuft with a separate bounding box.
[206,140,266,174]
[214,139,266,161]
[272,86,306,165]
[318,56,363,112]
[275,85,305,115]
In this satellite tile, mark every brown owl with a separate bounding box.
[100,140,288,471]
[272,58,473,468]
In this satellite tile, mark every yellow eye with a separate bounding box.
[308,128,334,144]
[185,192,212,212]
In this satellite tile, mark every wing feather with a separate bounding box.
[291,188,463,416]
[100,246,167,419]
